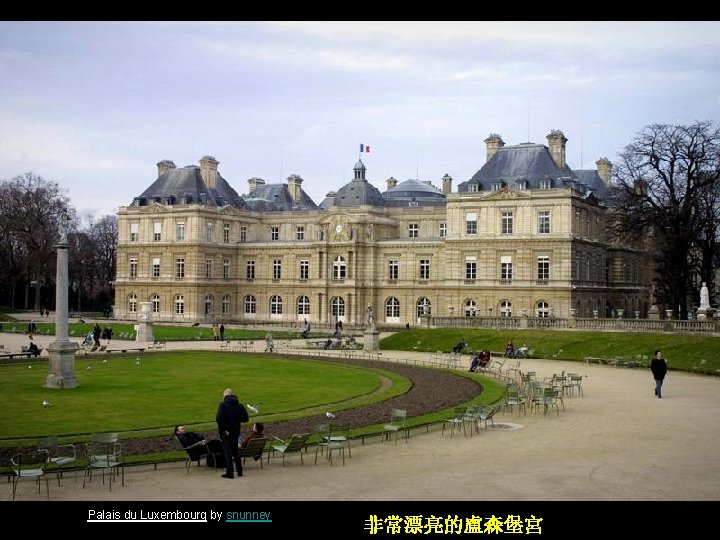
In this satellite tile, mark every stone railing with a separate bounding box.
[430,316,720,335]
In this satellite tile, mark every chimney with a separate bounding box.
[484,133,505,162]
[386,176,398,190]
[157,159,176,177]
[287,174,303,202]
[248,177,265,192]
[199,155,219,189]
[546,130,568,169]
[442,173,452,195]
[596,157,612,186]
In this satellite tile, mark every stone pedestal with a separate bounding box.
[363,330,380,351]
[696,308,715,321]
[136,301,154,342]
[45,341,79,389]
[648,305,661,320]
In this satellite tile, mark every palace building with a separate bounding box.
[114,130,647,326]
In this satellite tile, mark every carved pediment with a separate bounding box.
[480,188,531,201]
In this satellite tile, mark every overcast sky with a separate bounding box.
[1,21,718,219]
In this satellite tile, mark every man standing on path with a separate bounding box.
[651,350,668,399]
[216,388,249,478]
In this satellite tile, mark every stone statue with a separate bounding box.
[700,282,710,310]
[365,304,376,330]
[58,215,68,245]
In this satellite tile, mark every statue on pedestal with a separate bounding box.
[365,304,376,331]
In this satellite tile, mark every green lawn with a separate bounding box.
[382,328,720,373]
[0,352,410,442]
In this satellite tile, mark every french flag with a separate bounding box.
[360,144,371,154]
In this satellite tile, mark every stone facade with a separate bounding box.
[114,131,648,326]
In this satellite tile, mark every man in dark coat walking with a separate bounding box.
[650,350,668,399]
[215,388,249,478]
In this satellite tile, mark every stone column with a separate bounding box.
[45,215,79,389]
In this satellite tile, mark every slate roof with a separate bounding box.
[243,183,319,212]
[132,165,246,208]
[382,179,446,207]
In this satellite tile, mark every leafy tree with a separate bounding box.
[610,122,720,318]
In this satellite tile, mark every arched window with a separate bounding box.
[417,297,431,318]
[535,301,549,318]
[500,300,512,317]
[128,294,137,313]
[204,294,213,315]
[150,294,160,314]
[270,295,283,315]
[464,299,476,317]
[222,294,230,315]
[333,256,346,280]
[174,295,184,315]
[297,296,310,315]
[244,295,256,314]
[385,297,400,320]
[331,296,345,318]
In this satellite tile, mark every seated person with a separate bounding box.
[479,350,491,367]
[323,338,333,350]
[239,423,265,461]
[173,425,206,460]
[452,339,467,354]
[505,341,515,357]
[27,340,40,357]
[469,354,481,372]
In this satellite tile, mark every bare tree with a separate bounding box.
[610,122,720,318]
[0,173,72,309]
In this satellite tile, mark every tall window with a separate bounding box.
[465,213,477,235]
[333,256,346,280]
[388,259,399,280]
[223,223,230,243]
[501,211,514,234]
[151,294,160,314]
[206,222,214,242]
[204,294,213,315]
[270,295,283,315]
[176,257,185,278]
[153,222,162,241]
[244,295,256,314]
[419,259,430,280]
[222,294,230,315]
[416,297,431,318]
[500,256,512,282]
[439,223,447,238]
[240,226,247,243]
[152,257,160,278]
[223,259,230,279]
[465,257,477,280]
[130,223,139,242]
[273,259,282,280]
[500,300,512,317]
[299,259,309,280]
[297,296,310,315]
[536,301,550,318]
[128,294,137,313]
[176,223,185,241]
[175,294,184,315]
[386,297,400,319]
[246,260,255,280]
[206,259,213,279]
[129,258,138,278]
[537,256,550,282]
[538,210,551,234]
[270,226,279,241]
[296,226,305,240]
[331,296,345,318]
[408,223,419,238]
[464,300,476,317]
